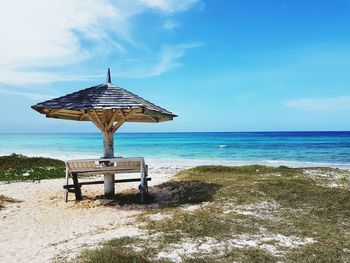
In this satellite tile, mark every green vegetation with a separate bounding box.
[74,238,152,263]
[69,165,350,262]
[0,154,65,182]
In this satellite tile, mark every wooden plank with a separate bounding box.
[119,110,125,120]
[125,118,155,123]
[88,117,104,131]
[66,157,144,163]
[112,119,126,133]
[70,167,120,173]
[93,110,105,128]
[59,109,81,114]
[75,170,141,176]
[46,113,82,121]
[148,115,158,123]
[87,111,104,132]
[105,110,120,132]
[112,109,138,132]
[68,164,142,173]
[79,111,88,121]
[48,111,81,117]
[63,178,152,189]
[47,109,61,116]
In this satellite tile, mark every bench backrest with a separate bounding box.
[66,158,145,174]
[115,159,141,172]
[67,161,96,170]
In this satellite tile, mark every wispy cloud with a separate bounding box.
[0,88,55,100]
[163,20,180,30]
[0,0,201,86]
[113,42,202,78]
[285,96,350,111]
[150,43,202,76]
[137,0,200,13]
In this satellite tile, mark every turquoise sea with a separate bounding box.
[0,132,350,168]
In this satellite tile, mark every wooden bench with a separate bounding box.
[63,158,150,202]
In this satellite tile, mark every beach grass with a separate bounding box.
[71,165,350,263]
[0,154,65,182]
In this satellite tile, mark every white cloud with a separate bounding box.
[0,69,101,86]
[163,20,180,30]
[0,88,54,100]
[149,43,201,76]
[137,0,200,13]
[0,0,128,68]
[285,96,350,111]
[115,42,202,78]
[0,0,200,86]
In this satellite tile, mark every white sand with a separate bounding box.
[0,165,182,263]
[156,233,316,262]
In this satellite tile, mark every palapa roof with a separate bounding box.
[32,69,177,125]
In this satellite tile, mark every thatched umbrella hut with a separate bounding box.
[31,69,177,195]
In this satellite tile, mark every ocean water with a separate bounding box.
[0,132,350,168]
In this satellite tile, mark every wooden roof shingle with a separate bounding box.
[32,71,177,123]
[32,83,175,114]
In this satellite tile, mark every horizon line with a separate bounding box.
[1,130,350,134]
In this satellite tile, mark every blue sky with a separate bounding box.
[0,0,350,132]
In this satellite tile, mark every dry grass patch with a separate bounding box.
[70,165,350,263]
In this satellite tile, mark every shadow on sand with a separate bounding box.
[88,180,222,210]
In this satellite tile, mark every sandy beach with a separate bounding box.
[1,0,349,261]
[1,157,350,263]
[0,165,184,263]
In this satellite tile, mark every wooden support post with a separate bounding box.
[103,130,115,196]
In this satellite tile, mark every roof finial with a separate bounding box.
[106,68,112,83]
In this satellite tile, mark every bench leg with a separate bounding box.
[140,187,144,202]
[145,165,149,195]
[139,181,145,202]
[64,169,69,202]
[72,173,82,201]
